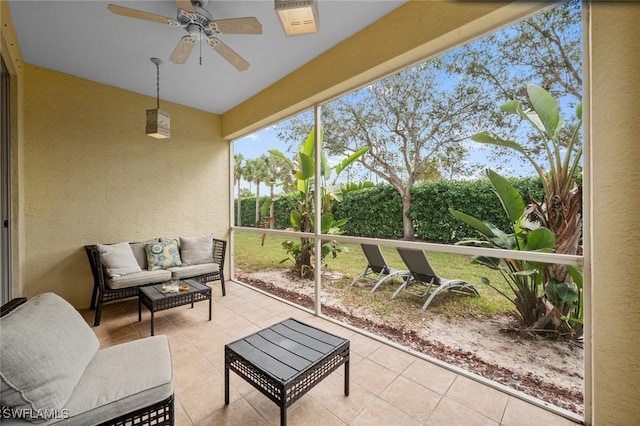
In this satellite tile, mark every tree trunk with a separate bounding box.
[525,184,582,283]
[401,191,415,240]
[546,185,582,282]
[236,179,242,226]
[295,238,313,279]
[269,186,275,229]
[254,182,260,227]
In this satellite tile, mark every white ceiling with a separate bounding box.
[8,0,406,114]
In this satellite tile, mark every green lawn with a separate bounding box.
[234,231,516,318]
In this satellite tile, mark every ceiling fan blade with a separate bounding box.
[209,17,262,35]
[107,4,172,25]
[169,36,196,64]
[175,0,195,14]
[207,38,250,71]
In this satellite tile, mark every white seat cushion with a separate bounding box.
[106,269,171,289]
[0,293,99,422]
[167,263,219,279]
[59,336,173,426]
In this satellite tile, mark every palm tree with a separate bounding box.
[233,154,244,226]
[242,159,256,226]
[243,157,270,227]
[263,155,289,228]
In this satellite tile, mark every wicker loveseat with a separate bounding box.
[85,234,226,326]
[0,293,174,425]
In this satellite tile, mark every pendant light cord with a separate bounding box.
[155,60,160,109]
[151,57,161,109]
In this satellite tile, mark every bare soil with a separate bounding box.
[236,268,584,416]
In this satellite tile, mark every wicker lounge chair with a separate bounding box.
[349,244,409,293]
[391,247,480,310]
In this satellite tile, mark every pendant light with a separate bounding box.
[146,57,170,139]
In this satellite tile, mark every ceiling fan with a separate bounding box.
[107,0,262,71]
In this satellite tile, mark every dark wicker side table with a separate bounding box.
[138,279,212,336]
[225,318,350,426]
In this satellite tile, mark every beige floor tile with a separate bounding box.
[401,358,457,395]
[83,282,581,426]
[174,399,193,426]
[368,344,416,374]
[502,397,579,426]
[194,397,269,426]
[177,377,234,424]
[288,396,347,425]
[350,397,420,426]
[425,397,498,426]
[308,372,376,423]
[445,376,509,422]
[379,375,441,421]
[351,358,398,395]
[244,389,283,425]
[349,332,384,357]
[173,358,221,395]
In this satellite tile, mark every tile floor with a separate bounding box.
[81,281,581,426]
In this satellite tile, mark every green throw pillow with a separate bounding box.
[145,239,182,271]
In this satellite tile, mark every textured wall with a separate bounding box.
[589,3,640,423]
[23,65,227,308]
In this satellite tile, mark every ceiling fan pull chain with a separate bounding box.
[199,27,203,66]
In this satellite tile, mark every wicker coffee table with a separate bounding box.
[138,279,212,335]
[225,318,349,426]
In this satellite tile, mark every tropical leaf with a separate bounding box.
[298,153,315,180]
[335,147,369,177]
[566,265,584,289]
[527,84,560,137]
[576,102,582,120]
[471,132,529,156]
[524,227,556,251]
[449,208,496,238]
[500,100,521,114]
[472,256,501,269]
[268,149,294,169]
[486,169,524,223]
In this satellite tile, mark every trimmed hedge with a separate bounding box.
[234,193,297,228]
[235,177,545,243]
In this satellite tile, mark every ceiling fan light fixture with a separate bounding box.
[275,0,319,36]
[146,58,170,139]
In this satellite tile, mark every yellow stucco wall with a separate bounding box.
[588,2,640,424]
[22,65,227,308]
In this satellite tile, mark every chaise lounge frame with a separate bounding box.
[391,247,480,310]
[349,244,409,293]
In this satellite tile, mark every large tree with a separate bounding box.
[279,59,492,239]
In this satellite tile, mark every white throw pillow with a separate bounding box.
[180,234,214,266]
[97,242,142,278]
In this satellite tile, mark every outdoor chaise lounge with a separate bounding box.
[391,247,480,310]
[349,244,409,293]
